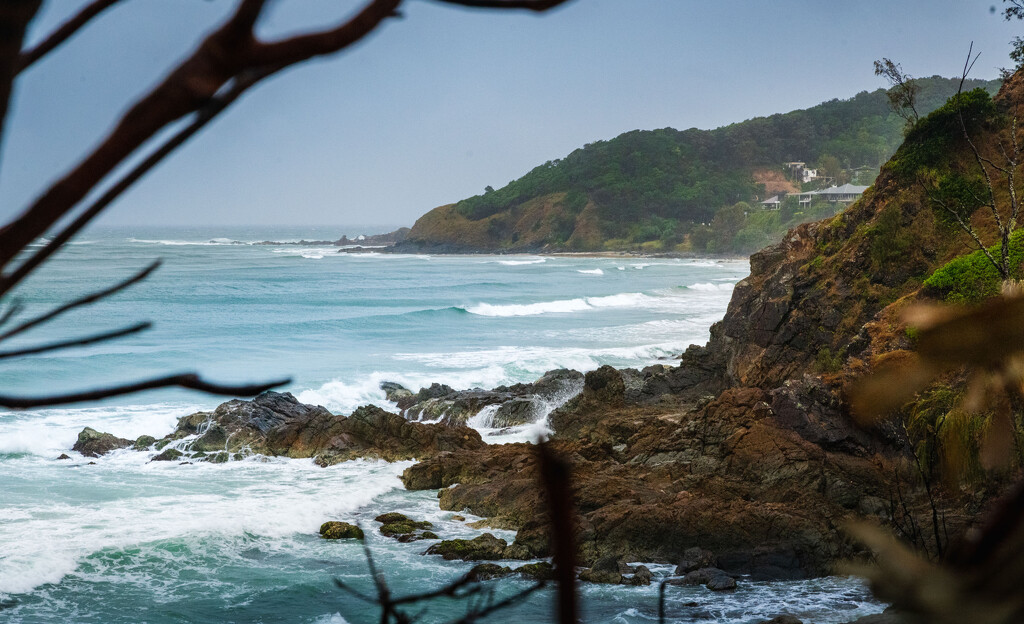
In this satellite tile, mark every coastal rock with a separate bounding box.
[466,563,513,582]
[320,522,364,540]
[423,533,510,561]
[140,392,484,465]
[677,567,737,591]
[629,565,653,586]
[391,369,583,427]
[56,453,71,460]
[71,427,133,457]
[133,435,156,451]
[515,561,556,581]
[675,547,717,575]
[151,448,183,462]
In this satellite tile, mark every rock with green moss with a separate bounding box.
[71,427,133,457]
[466,563,513,582]
[374,512,411,524]
[424,533,509,561]
[515,561,555,581]
[133,435,156,451]
[151,448,183,462]
[320,521,364,540]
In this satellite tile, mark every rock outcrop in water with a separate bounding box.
[72,427,133,457]
[74,392,485,465]
[383,369,584,427]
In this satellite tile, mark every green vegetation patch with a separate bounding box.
[923,229,1024,303]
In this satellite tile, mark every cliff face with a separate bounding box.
[400,72,1024,580]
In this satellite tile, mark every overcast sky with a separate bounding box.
[0,0,1020,230]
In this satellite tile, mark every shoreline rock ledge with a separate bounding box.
[72,391,485,465]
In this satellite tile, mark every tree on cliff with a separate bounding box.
[0,0,571,408]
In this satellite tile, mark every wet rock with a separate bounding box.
[675,547,717,575]
[502,543,532,560]
[466,563,513,582]
[424,533,509,561]
[142,392,484,465]
[133,435,156,451]
[680,567,736,591]
[72,427,133,457]
[320,522,364,540]
[515,561,555,581]
[381,382,414,405]
[578,568,622,585]
[628,565,653,586]
[56,453,71,460]
[151,448,183,462]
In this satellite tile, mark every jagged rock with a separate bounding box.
[320,522,364,540]
[71,427,133,457]
[679,567,736,591]
[381,382,414,404]
[675,547,717,575]
[424,533,509,561]
[141,392,484,465]
[515,561,555,581]
[151,448,183,462]
[466,563,512,582]
[578,568,622,584]
[628,565,653,586]
[397,369,583,427]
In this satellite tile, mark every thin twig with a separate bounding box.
[17,0,123,72]
[444,581,546,624]
[0,373,290,408]
[0,261,159,343]
[0,300,22,328]
[0,321,150,359]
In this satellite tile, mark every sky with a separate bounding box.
[0,0,1022,231]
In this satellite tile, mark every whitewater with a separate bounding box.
[0,226,883,623]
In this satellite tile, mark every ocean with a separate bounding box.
[0,226,883,623]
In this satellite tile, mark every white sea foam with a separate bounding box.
[0,403,199,458]
[577,268,604,275]
[688,282,735,292]
[465,298,593,317]
[492,257,546,266]
[464,290,713,318]
[0,457,410,596]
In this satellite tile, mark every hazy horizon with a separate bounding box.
[1,0,1020,228]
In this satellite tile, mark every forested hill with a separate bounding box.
[402,76,1000,253]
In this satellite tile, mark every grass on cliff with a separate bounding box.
[923,229,1024,303]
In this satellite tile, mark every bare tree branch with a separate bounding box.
[0,321,150,360]
[0,300,23,329]
[0,1,42,173]
[430,0,571,11]
[0,373,290,408]
[444,581,546,624]
[0,260,159,343]
[16,0,123,72]
[0,69,268,297]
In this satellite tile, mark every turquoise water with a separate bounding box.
[0,227,883,623]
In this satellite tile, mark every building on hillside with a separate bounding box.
[760,194,784,209]
[802,168,819,183]
[798,183,868,205]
